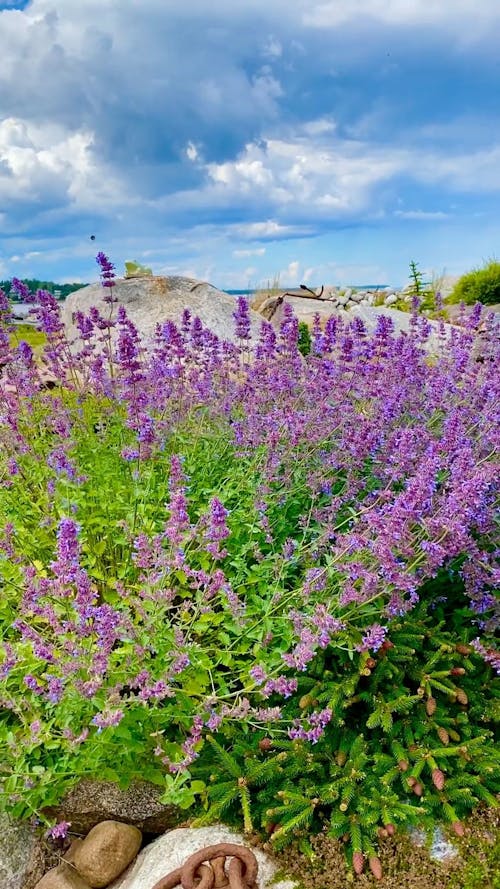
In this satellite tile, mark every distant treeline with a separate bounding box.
[0,279,88,301]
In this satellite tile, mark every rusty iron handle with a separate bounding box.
[150,843,259,889]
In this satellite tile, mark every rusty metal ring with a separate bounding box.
[181,844,258,889]
[152,862,214,889]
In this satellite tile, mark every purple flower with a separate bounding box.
[96,252,116,288]
[356,624,387,653]
[250,665,267,686]
[47,821,71,840]
[233,297,251,341]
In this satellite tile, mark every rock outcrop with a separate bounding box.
[61,277,262,347]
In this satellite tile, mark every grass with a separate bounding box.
[9,324,47,351]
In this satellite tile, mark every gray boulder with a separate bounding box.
[61,277,263,347]
[0,814,46,889]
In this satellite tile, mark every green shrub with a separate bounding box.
[449,260,500,306]
[297,321,312,356]
[193,574,499,873]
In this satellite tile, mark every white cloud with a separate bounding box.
[232,247,267,257]
[0,116,127,210]
[394,210,450,220]
[304,0,500,33]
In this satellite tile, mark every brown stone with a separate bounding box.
[43,779,180,835]
[63,839,84,865]
[73,821,142,888]
[34,862,91,889]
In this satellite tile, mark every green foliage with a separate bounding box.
[408,261,427,297]
[448,260,500,306]
[0,280,86,300]
[297,322,312,356]
[124,260,153,277]
[193,577,499,863]
[9,324,46,350]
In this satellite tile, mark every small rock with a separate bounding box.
[384,294,398,306]
[73,822,142,888]
[34,864,91,889]
[337,295,349,306]
[343,288,353,299]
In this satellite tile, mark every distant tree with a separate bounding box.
[0,280,88,301]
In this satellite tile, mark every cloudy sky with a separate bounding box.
[0,0,499,289]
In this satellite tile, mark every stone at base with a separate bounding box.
[34,863,91,889]
[73,821,142,888]
[108,825,297,889]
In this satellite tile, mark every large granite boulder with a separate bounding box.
[0,814,47,889]
[61,277,262,346]
[109,825,297,889]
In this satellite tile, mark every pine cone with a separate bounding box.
[259,738,273,751]
[432,768,445,790]
[385,823,396,836]
[369,856,383,880]
[450,667,466,676]
[398,759,409,771]
[451,821,465,837]
[352,852,365,875]
[426,696,437,716]
[412,782,424,796]
[437,727,450,745]
[455,643,472,656]
[456,689,468,706]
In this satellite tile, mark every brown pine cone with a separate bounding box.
[456,689,468,706]
[437,727,450,745]
[455,643,472,656]
[352,852,365,875]
[426,696,437,716]
[451,821,465,837]
[432,768,446,790]
[369,856,383,880]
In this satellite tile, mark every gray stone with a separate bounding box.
[337,295,349,306]
[343,288,353,299]
[62,277,263,348]
[109,825,297,889]
[384,294,398,306]
[350,291,366,302]
[73,821,142,888]
[0,814,43,889]
[43,780,181,835]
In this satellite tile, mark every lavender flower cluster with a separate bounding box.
[0,259,498,795]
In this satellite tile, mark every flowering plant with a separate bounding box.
[0,263,498,865]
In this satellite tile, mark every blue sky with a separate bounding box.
[0,0,499,289]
